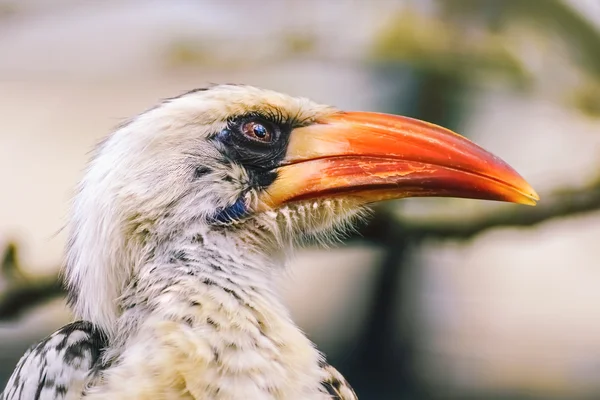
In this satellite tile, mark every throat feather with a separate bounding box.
[107,236,327,399]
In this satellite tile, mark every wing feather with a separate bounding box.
[1,321,106,400]
[319,361,358,400]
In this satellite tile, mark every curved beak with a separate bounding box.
[257,111,539,211]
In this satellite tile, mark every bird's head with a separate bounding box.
[65,84,538,333]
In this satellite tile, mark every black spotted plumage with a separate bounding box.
[1,321,107,400]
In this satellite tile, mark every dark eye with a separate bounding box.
[241,120,272,142]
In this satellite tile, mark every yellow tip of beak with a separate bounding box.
[516,186,540,206]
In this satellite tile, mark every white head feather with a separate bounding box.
[63,85,363,336]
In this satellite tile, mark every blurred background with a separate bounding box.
[1,0,600,398]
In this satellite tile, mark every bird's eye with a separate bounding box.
[241,121,272,143]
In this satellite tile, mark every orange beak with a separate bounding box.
[257,111,539,210]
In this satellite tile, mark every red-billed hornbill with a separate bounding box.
[1,85,538,400]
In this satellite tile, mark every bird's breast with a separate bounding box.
[85,280,331,400]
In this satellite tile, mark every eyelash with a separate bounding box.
[230,109,287,128]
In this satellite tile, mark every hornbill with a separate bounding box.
[1,85,538,400]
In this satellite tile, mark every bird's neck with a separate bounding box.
[124,224,289,313]
[106,226,326,398]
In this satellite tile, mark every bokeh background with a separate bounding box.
[2,0,600,398]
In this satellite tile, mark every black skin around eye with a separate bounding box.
[248,169,278,188]
[216,115,292,172]
[212,113,314,197]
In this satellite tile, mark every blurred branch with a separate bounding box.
[0,277,63,319]
[357,178,600,243]
[0,243,64,320]
[410,186,600,240]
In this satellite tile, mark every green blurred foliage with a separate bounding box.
[370,8,531,87]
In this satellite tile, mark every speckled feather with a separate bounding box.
[1,322,107,400]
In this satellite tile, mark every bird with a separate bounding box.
[1,84,538,400]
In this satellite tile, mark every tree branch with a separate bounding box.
[0,243,64,319]
[356,179,600,242]
[408,184,600,240]
[0,277,64,319]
